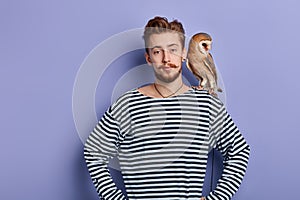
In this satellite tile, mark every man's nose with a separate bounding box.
[162,50,171,63]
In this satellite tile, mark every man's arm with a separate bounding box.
[84,108,126,200]
[207,104,250,200]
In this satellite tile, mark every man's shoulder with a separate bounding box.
[191,87,213,99]
[113,88,138,103]
[191,87,224,107]
[108,89,138,113]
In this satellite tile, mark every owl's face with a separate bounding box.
[198,40,212,55]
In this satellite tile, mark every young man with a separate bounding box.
[84,16,250,200]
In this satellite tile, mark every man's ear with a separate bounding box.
[182,48,187,61]
[145,52,152,65]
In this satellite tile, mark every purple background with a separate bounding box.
[1,0,300,199]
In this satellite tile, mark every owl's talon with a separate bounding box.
[208,89,218,97]
[192,85,204,90]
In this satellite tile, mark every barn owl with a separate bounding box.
[186,32,222,96]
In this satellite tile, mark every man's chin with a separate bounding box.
[155,71,181,83]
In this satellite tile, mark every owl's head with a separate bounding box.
[191,32,212,56]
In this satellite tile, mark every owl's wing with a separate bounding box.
[186,59,201,81]
[206,53,223,92]
[204,53,217,80]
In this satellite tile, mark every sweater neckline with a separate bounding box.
[134,87,195,99]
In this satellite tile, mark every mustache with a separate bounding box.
[162,63,179,68]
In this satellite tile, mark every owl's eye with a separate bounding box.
[202,43,208,48]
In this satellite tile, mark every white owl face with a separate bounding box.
[198,40,212,55]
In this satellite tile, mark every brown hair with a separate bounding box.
[143,16,185,53]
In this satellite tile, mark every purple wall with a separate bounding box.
[1,0,300,199]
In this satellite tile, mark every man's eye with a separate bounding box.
[153,50,161,55]
[170,48,177,53]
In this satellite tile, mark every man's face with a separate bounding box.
[145,32,186,83]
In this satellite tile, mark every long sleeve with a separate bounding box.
[207,104,250,200]
[84,108,126,200]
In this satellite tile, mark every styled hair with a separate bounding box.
[143,16,185,53]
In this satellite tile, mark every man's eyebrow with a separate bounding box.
[151,44,179,49]
[167,44,179,48]
[151,45,162,49]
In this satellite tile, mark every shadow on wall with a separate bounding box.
[75,147,99,200]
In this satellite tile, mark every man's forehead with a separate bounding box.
[147,32,182,48]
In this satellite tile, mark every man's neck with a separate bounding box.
[153,78,187,98]
[154,77,183,92]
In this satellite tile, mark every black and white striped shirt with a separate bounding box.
[84,88,250,200]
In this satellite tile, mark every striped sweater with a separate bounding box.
[84,88,250,200]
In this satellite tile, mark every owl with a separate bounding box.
[186,32,222,96]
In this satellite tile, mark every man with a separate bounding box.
[84,16,250,200]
